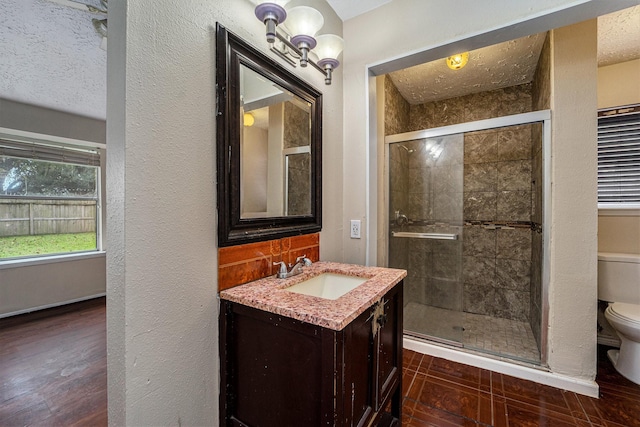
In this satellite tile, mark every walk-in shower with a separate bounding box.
[386,111,550,365]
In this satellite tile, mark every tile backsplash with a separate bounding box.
[218,233,320,292]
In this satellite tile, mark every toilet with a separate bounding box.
[598,252,640,385]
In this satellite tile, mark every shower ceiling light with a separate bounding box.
[446,52,469,70]
[252,2,343,84]
[243,112,255,127]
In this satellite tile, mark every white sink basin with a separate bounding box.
[284,273,368,300]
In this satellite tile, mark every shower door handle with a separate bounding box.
[391,231,458,240]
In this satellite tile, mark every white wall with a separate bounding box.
[0,254,106,317]
[106,0,342,425]
[342,0,636,385]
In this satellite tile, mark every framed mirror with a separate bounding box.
[216,23,322,247]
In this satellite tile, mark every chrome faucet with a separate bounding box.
[273,255,312,279]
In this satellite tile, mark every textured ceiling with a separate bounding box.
[388,5,640,105]
[0,0,106,120]
[598,5,640,66]
[388,33,547,105]
[0,2,637,120]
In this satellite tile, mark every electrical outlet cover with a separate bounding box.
[350,220,361,239]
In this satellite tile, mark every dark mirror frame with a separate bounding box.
[216,23,322,247]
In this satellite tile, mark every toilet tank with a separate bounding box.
[598,252,640,304]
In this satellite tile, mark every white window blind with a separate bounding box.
[597,104,640,205]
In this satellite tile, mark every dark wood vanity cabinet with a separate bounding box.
[219,281,403,427]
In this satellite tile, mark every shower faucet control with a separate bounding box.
[395,210,409,226]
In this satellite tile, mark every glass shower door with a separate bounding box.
[388,134,464,345]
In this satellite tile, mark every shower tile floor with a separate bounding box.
[404,302,541,364]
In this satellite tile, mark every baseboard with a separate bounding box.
[0,293,106,319]
[404,336,600,398]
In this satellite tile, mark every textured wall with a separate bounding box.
[547,20,598,380]
[106,0,342,425]
[409,84,532,131]
[384,75,411,135]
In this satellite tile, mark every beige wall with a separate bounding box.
[598,215,640,254]
[547,20,598,379]
[597,58,640,255]
[597,59,640,109]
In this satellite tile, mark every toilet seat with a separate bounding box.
[608,302,640,324]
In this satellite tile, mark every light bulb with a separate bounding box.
[244,113,255,127]
[446,52,469,70]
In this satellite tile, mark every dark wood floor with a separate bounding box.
[402,346,640,426]
[0,298,107,426]
[1,299,638,426]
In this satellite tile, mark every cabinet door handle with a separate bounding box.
[376,313,387,328]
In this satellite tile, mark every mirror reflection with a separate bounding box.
[240,64,312,218]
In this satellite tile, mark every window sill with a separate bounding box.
[0,251,106,270]
[598,206,640,217]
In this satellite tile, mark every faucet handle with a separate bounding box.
[273,261,287,276]
[296,255,312,266]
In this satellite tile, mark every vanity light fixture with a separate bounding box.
[446,52,469,70]
[252,1,343,84]
[313,34,344,85]
[253,0,290,43]
[285,6,324,67]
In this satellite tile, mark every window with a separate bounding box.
[0,134,102,260]
[597,104,640,209]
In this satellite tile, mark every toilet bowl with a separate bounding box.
[604,302,640,384]
[598,252,640,385]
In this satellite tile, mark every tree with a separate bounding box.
[1,156,97,197]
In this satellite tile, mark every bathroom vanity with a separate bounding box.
[219,262,406,426]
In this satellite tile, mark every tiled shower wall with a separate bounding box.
[462,125,533,322]
[388,136,464,312]
[385,62,547,338]
[284,101,311,215]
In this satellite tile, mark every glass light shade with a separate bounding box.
[446,52,469,70]
[313,34,343,61]
[243,113,255,127]
[285,6,324,38]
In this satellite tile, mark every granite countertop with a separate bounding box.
[219,261,407,331]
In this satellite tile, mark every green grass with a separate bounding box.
[0,233,96,258]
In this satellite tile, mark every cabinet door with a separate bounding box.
[374,284,402,412]
[342,307,375,426]
[220,302,336,427]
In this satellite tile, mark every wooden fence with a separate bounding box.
[0,199,96,237]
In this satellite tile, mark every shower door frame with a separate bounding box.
[384,110,552,366]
